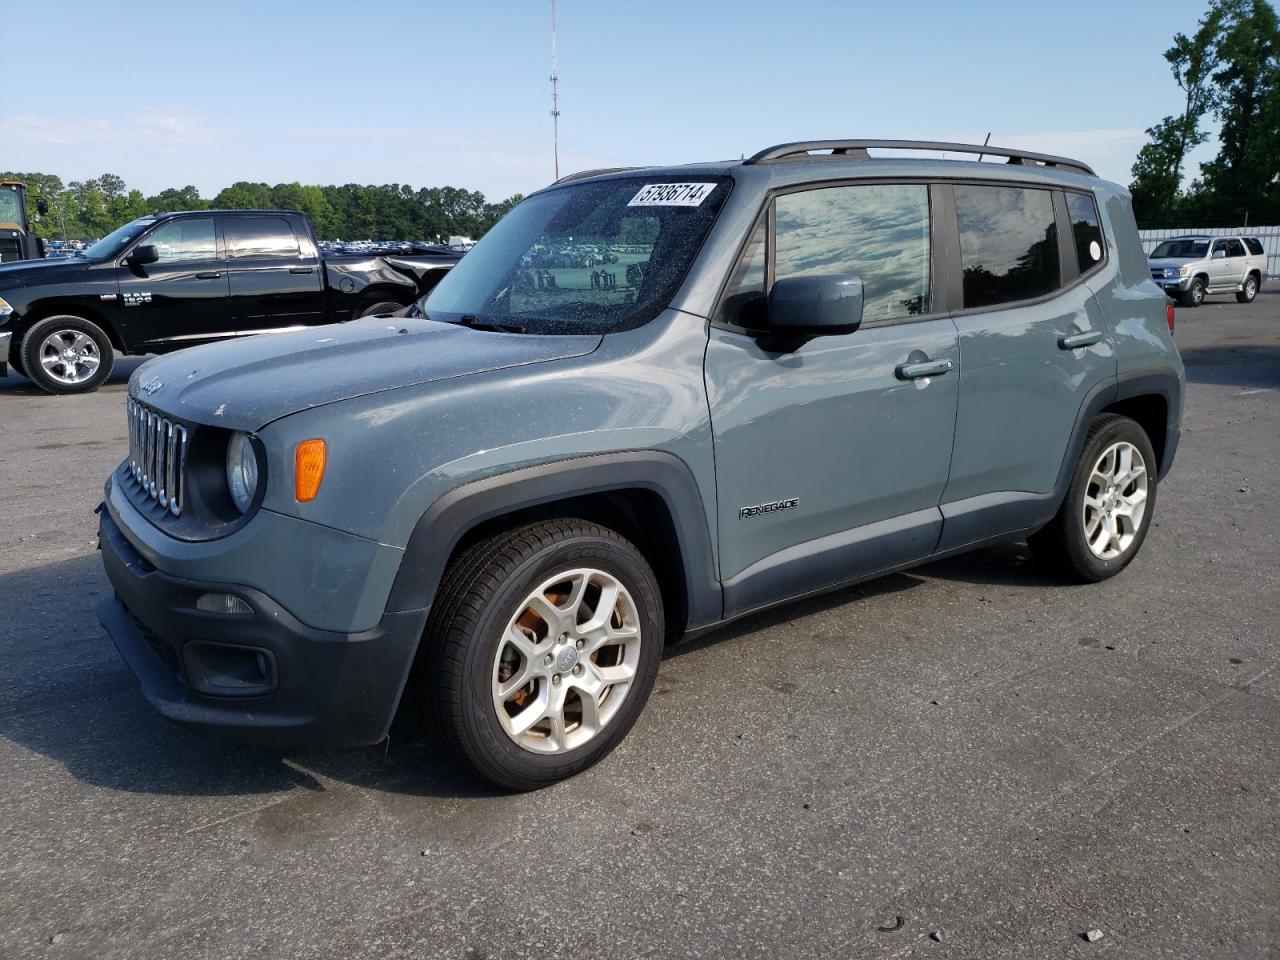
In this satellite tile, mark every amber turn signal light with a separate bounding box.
[294,439,327,502]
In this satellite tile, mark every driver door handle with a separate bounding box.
[290,266,315,275]
[896,358,954,380]
[195,271,221,280]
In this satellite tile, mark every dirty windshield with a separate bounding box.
[425,176,730,334]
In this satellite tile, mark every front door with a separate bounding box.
[115,216,230,352]
[224,215,325,332]
[704,182,959,616]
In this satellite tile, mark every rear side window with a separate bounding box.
[954,185,1060,309]
[1065,193,1105,275]
[225,217,300,259]
[1223,238,1246,258]
[1244,237,1264,256]
[774,183,932,321]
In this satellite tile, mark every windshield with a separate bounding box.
[0,188,23,226]
[425,176,731,334]
[1151,239,1209,259]
[83,218,157,260]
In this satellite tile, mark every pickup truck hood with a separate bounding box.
[131,316,602,431]
[0,257,91,288]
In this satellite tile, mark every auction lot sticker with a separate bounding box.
[628,183,718,206]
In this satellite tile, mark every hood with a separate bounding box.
[130,315,602,431]
[1147,257,1200,271]
[0,257,91,288]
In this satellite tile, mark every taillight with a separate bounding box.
[1166,302,1175,332]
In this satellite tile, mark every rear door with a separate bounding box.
[224,214,325,332]
[704,181,959,615]
[115,216,230,351]
[937,183,1115,551]
[1222,237,1248,287]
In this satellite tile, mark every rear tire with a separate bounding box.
[1029,414,1158,583]
[1180,277,1206,308]
[357,300,405,319]
[1235,274,1259,304]
[419,518,664,791]
[20,315,114,395]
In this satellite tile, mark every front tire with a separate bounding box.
[420,518,664,791]
[20,315,114,394]
[1235,274,1259,304]
[1029,414,1158,583]
[1180,277,1206,308]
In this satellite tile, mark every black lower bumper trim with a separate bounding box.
[97,504,427,748]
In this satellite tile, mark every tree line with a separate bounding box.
[0,170,524,243]
[1130,0,1279,228]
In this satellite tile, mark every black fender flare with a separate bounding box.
[384,451,723,632]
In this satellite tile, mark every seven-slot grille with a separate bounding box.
[127,397,189,516]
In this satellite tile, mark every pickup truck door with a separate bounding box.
[223,215,325,332]
[115,216,231,352]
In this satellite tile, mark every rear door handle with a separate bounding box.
[290,266,315,275]
[895,358,954,380]
[195,271,221,280]
[1059,330,1103,350]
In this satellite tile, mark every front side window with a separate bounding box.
[143,218,217,263]
[1211,239,1229,256]
[955,185,1060,309]
[1066,193,1105,275]
[717,217,767,328]
[427,176,730,335]
[0,187,23,225]
[774,184,932,321]
[226,217,300,259]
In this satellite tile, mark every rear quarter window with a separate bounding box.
[1065,193,1106,276]
[1244,237,1264,256]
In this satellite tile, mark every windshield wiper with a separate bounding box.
[454,314,527,334]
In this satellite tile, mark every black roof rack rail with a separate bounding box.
[745,140,1096,177]
[554,166,641,185]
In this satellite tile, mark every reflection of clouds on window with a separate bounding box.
[955,186,1059,309]
[775,185,930,320]
[146,219,217,263]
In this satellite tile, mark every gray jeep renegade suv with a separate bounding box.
[98,140,1184,790]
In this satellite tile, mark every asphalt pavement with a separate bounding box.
[1,285,1277,959]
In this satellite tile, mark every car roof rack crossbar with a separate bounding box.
[554,166,642,184]
[745,140,1096,177]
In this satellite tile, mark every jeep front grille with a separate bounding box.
[126,397,189,516]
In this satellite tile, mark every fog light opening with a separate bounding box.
[196,592,253,615]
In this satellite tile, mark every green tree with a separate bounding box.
[147,185,208,211]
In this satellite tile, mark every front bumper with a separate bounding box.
[97,505,428,748]
[1154,275,1190,292]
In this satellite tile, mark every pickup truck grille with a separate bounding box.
[126,398,189,516]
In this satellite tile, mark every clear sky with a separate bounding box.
[3,0,1219,201]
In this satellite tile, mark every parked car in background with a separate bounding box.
[97,139,1182,790]
[1147,234,1267,307]
[0,209,460,393]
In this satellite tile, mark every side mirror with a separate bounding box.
[127,244,160,266]
[766,274,864,342]
[1212,249,1226,259]
[36,198,49,217]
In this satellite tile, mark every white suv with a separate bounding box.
[1148,235,1268,306]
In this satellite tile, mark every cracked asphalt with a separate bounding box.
[1,284,1276,959]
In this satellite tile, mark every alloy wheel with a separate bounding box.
[38,329,101,386]
[1082,441,1149,560]
[491,568,641,754]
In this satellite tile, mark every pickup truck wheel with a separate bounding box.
[20,315,114,394]
[357,300,404,319]
[1180,278,1205,307]
[1235,275,1258,304]
[1029,414,1157,583]
[420,518,664,791]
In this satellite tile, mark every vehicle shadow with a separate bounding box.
[1180,343,1280,389]
[0,355,148,395]
[0,539,1049,801]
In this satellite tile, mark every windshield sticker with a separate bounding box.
[628,183,718,207]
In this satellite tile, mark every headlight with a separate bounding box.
[1178,265,1190,276]
[226,432,260,513]
[0,296,13,316]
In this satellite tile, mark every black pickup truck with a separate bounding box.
[0,209,460,393]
